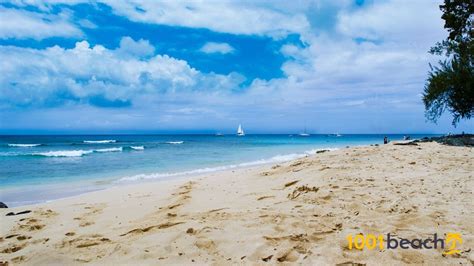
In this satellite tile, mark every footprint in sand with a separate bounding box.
[287,185,319,200]
[1,242,26,254]
[257,196,275,201]
[56,234,115,263]
[59,234,112,249]
[0,208,58,265]
[73,203,106,227]
[118,182,195,240]
[120,222,185,237]
[254,234,312,263]
[11,255,26,263]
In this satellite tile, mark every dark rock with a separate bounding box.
[416,134,474,147]
[394,142,418,146]
[5,210,31,216]
[0,202,7,208]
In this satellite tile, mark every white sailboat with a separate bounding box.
[299,127,310,137]
[237,124,245,136]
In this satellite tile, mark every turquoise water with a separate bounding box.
[0,134,436,206]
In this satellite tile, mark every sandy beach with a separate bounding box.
[0,141,472,265]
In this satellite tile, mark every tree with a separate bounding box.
[423,0,473,126]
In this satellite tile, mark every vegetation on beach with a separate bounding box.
[423,0,473,126]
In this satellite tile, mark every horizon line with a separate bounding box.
[0,132,455,136]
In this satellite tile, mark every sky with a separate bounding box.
[0,0,472,134]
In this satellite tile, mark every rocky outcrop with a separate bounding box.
[415,134,474,147]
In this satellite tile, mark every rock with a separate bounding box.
[4,210,31,216]
[316,149,329,153]
[394,142,418,146]
[0,202,7,208]
[416,134,474,147]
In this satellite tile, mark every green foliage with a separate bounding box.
[423,0,474,126]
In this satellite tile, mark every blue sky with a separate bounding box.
[0,0,472,134]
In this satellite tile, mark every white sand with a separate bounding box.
[1,142,473,265]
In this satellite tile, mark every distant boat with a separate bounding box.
[299,127,310,137]
[237,124,245,136]
[215,132,224,136]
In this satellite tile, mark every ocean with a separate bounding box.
[0,134,436,206]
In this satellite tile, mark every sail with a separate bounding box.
[237,124,245,135]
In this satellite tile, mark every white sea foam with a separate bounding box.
[34,147,124,157]
[8,144,41,147]
[34,150,94,157]
[95,147,122,153]
[83,140,116,144]
[130,146,145,150]
[117,148,337,183]
[166,141,183,144]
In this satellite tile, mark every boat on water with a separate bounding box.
[237,124,245,136]
[299,127,310,137]
[215,132,224,136]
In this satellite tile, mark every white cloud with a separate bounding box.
[337,0,445,47]
[3,1,311,39]
[273,0,447,107]
[199,42,235,54]
[5,1,311,38]
[0,6,82,40]
[78,19,97,29]
[0,39,242,108]
[116,36,155,58]
[95,0,310,38]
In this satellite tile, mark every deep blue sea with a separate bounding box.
[0,134,437,206]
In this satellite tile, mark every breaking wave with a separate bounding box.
[33,147,123,157]
[95,147,123,153]
[34,150,94,157]
[117,148,338,183]
[83,140,116,144]
[8,144,42,147]
[130,146,145,150]
[166,141,183,144]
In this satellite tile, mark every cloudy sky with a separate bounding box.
[0,0,471,134]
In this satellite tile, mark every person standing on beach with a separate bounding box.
[384,136,388,144]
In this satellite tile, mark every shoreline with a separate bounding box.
[1,134,442,208]
[1,146,342,208]
[1,141,472,265]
